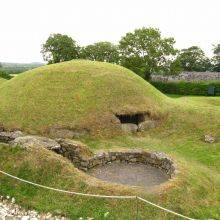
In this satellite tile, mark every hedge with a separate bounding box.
[150,81,220,96]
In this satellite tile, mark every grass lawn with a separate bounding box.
[166,94,220,108]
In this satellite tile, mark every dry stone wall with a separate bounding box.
[151,72,220,82]
[76,150,177,178]
[0,130,177,178]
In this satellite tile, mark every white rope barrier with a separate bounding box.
[0,170,135,199]
[0,170,196,219]
[137,197,196,220]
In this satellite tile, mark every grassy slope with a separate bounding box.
[0,141,219,220]
[0,78,6,85]
[0,60,166,135]
[0,61,219,219]
[0,95,219,219]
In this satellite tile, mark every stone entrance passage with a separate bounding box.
[115,113,145,125]
[115,112,157,133]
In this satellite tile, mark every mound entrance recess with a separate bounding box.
[115,113,145,125]
[115,112,158,133]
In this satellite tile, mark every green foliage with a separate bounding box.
[212,44,220,72]
[167,58,183,75]
[176,46,211,72]
[41,31,218,78]
[80,41,120,63]
[151,80,220,96]
[119,27,177,80]
[41,34,79,64]
[0,69,12,79]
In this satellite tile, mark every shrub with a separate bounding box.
[0,70,12,80]
[150,81,220,96]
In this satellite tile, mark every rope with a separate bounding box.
[137,197,196,220]
[0,170,134,199]
[0,170,196,219]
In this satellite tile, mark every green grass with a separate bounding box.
[0,78,6,85]
[0,61,219,219]
[0,140,219,220]
[167,94,220,107]
[0,95,219,219]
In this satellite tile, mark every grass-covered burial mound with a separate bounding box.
[0,60,167,136]
[0,78,6,85]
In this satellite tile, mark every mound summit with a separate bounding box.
[0,60,167,137]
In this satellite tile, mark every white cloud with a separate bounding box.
[0,0,219,62]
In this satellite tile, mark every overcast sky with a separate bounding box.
[0,0,219,63]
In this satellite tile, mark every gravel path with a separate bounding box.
[0,196,67,220]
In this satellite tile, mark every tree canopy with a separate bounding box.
[41,30,220,78]
[81,42,120,63]
[41,34,79,64]
[176,46,211,72]
[212,44,220,72]
[119,27,177,79]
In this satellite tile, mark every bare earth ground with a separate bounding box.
[88,163,169,188]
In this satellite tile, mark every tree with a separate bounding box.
[163,58,183,75]
[212,44,220,72]
[80,42,120,63]
[41,34,79,64]
[176,46,211,72]
[119,27,177,80]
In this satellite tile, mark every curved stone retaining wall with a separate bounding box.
[74,151,176,178]
[0,130,177,178]
[54,138,177,178]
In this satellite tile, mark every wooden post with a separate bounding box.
[136,196,139,220]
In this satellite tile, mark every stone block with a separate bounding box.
[121,123,138,133]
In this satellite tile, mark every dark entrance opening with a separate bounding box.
[115,113,145,125]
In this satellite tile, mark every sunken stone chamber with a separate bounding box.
[53,139,176,178]
[77,151,175,178]
[0,130,177,182]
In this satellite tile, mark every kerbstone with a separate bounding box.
[0,131,24,143]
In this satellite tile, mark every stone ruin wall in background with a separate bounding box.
[151,72,220,82]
